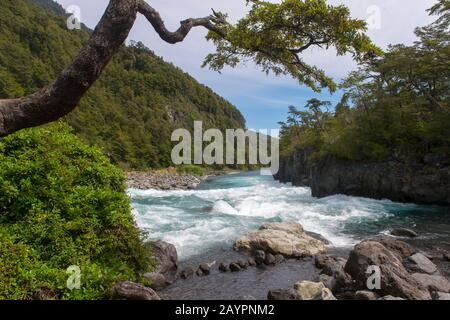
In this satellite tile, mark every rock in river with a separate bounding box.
[345,241,431,300]
[234,222,326,258]
[146,240,178,282]
[294,281,337,300]
[390,228,418,238]
[412,273,450,293]
[111,281,160,300]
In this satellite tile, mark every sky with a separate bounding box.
[55,0,437,130]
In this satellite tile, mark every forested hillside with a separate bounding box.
[0,0,245,169]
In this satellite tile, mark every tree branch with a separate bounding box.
[137,1,227,44]
[0,0,227,138]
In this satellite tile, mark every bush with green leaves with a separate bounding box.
[0,123,152,300]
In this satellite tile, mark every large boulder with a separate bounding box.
[344,241,431,300]
[234,222,326,258]
[146,240,178,282]
[294,281,337,300]
[412,273,450,293]
[315,254,353,293]
[111,281,160,300]
[369,235,416,259]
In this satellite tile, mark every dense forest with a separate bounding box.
[0,0,246,170]
[279,1,449,166]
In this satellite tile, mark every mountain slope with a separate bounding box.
[0,0,245,169]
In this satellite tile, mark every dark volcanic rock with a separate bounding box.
[219,262,230,273]
[229,262,242,272]
[254,250,266,265]
[111,281,160,300]
[199,263,211,275]
[237,260,249,269]
[274,149,450,205]
[179,267,195,279]
[345,241,431,300]
[355,290,379,300]
[391,228,418,238]
[265,253,276,265]
[274,254,285,264]
[267,289,299,300]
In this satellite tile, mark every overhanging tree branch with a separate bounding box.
[0,0,228,138]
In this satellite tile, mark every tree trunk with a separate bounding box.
[0,0,138,137]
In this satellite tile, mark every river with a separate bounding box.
[128,171,450,299]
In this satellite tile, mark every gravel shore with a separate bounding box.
[126,170,227,190]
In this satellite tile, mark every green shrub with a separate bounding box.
[0,123,152,300]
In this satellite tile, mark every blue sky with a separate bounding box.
[56,0,436,130]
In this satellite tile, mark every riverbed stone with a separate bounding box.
[111,281,160,300]
[146,240,178,282]
[143,272,167,290]
[369,235,417,259]
[432,291,450,300]
[355,290,379,300]
[268,289,299,300]
[265,253,276,265]
[345,241,431,300]
[274,254,285,264]
[390,228,418,238]
[237,260,249,269]
[199,263,211,275]
[179,267,195,279]
[219,262,230,272]
[234,222,326,258]
[254,250,266,265]
[412,273,450,293]
[248,258,257,267]
[406,253,437,274]
[229,262,241,272]
[378,295,405,300]
[294,281,337,300]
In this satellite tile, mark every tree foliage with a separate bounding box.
[204,0,381,92]
[279,2,450,163]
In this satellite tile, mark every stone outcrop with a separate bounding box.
[275,148,450,205]
[294,281,337,300]
[146,240,178,282]
[412,273,450,293]
[344,241,431,300]
[111,281,160,300]
[234,222,326,258]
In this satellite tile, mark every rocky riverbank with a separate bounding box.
[275,148,450,205]
[111,222,450,301]
[126,170,228,190]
